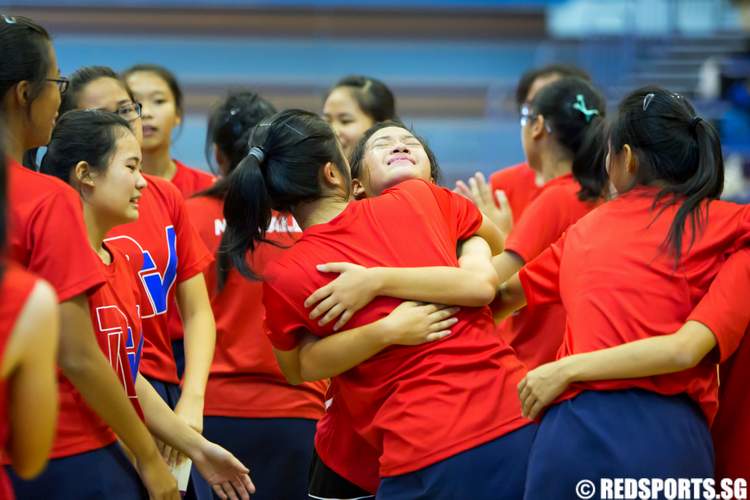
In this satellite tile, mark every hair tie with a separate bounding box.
[690,116,702,131]
[248,146,265,164]
[642,93,655,111]
[1,15,17,24]
[572,94,599,123]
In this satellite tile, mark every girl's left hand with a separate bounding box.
[305,263,378,331]
[194,440,255,500]
[517,360,572,420]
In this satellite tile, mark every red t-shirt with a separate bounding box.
[171,160,216,199]
[519,186,750,424]
[7,160,105,301]
[53,244,146,458]
[500,173,598,368]
[263,179,529,477]
[106,175,213,383]
[489,162,543,224]
[185,195,327,419]
[0,263,40,499]
[686,248,750,479]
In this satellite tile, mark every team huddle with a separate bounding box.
[0,13,748,500]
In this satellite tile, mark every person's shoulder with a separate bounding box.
[144,173,183,198]
[11,165,77,201]
[490,162,535,185]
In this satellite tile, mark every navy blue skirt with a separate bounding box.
[524,389,714,500]
[376,423,536,500]
[7,443,146,499]
[204,415,317,500]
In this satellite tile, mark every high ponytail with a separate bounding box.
[220,152,273,281]
[220,109,349,283]
[609,86,724,263]
[660,117,724,261]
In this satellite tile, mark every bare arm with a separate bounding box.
[58,294,178,499]
[518,321,718,419]
[307,237,499,331]
[3,281,59,478]
[175,273,215,434]
[135,377,255,500]
[275,302,459,383]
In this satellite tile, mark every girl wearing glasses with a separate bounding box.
[60,65,217,500]
[0,16,180,500]
[496,87,750,495]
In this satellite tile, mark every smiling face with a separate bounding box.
[125,70,180,151]
[28,42,62,149]
[77,76,144,145]
[323,87,375,158]
[358,126,432,197]
[84,129,146,226]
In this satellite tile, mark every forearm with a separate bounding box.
[180,308,215,399]
[557,321,717,384]
[373,266,498,307]
[136,376,205,458]
[298,319,391,381]
[59,297,160,460]
[492,274,527,322]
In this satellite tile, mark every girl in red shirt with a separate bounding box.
[223,110,533,499]
[0,153,59,500]
[188,91,327,500]
[0,16,177,498]
[496,87,750,495]
[38,109,254,500]
[323,75,396,159]
[59,65,216,499]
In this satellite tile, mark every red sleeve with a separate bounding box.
[168,186,214,283]
[423,181,483,240]
[505,187,571,263]
[262,282,308,351]
[518,232,566,307]
[688,248,750,363]
[28,189,105,301]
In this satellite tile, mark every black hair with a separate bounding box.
[122,64,183,117]
[515,64,591,109]
[204,90,277,175]
[222,109,349,281]
[0,15,52,109]
[609,86,724,262]
[528,76,607,201]
[40,110,133,187]
[325,75,396,122]
[348,120,442,191]
[59,65,135,115]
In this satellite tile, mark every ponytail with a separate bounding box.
[609,86,724,263]
[220,109,348,284]
[220,152,273,282]
[572,115,608,201]
[660,117,724,261]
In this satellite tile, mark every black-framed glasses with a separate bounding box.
[519,103,552,133]
[47,77,69,95]
[115,101,143,122]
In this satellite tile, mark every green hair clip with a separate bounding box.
[572,94,599,123]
